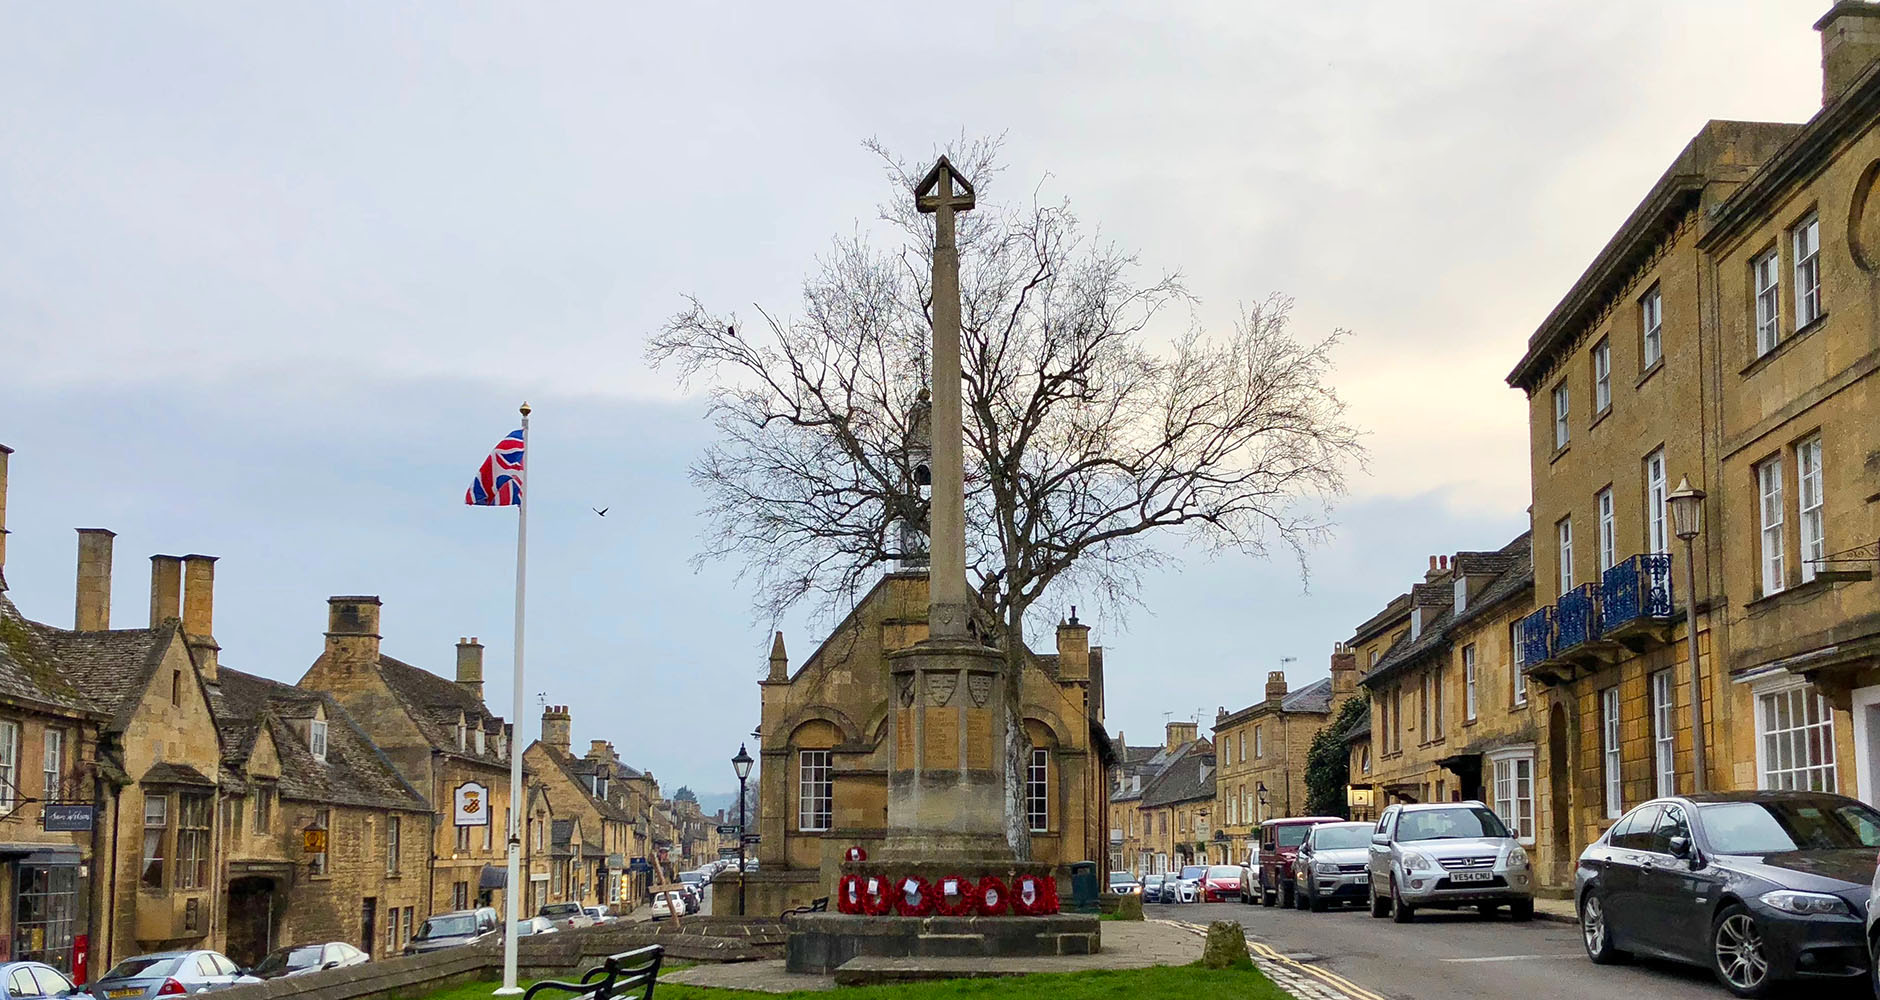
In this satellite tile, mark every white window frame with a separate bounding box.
[1651,669,1676,798]
[1640,286,1663,368]
[1026,748,1049,832]
[1254,725,1264,759]
[1552,382,1570,449]
[1557,517,1574,592]
[1462,644,1477,722]
[1758,457,1786,595]
[1753,676,1837,792]
[1487,747,1536,845]
[1510,620,1527,707]
[1798,437,1825,582]
[1601,687,1622,818]
[310,720,328,762]
[1753,247,1782,356]
[1793,214,1821,329]
[41,728,62,802]
[1593,338,1612,413]
[797,750,832,832]
[387,815,402,875]
[0,721,17,813]
[1646,449,1669,556]
[1597,487,1616,572]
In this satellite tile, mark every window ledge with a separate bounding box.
[1462,717,1478,727]
[1589,406,1613,431]
[1549,443,1571,465]
[1744,576,1835,611]
[1742,314,1826,376]
[1635,357,1665,388]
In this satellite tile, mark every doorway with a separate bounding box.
[360,898,376,958]
[1851,686,1880,806]
[225,877,275,969]
[1548,702,1571,886]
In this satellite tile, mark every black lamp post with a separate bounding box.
[1667,476,1709,793]
[732,743,754,916]
[1255,782,1269,824]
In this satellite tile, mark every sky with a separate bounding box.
[0,1,1839,794]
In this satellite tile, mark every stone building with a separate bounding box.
[743,573,1114,914]
[1104,734,1165,874]
[1212,650,1360,861]
[298,599,523,917]
[524,708,638,912]
[1132,725,1215,869]
[1343,711,1375,823]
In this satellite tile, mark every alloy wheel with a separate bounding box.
[1581,896,1606,956]
[1712,910,1770,994]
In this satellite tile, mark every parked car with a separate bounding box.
[403,907,501,955]
[87,951,260,998]
[514,916,559,937]
[1293,821,1376,911]
[1577,791,1878,998]
[1199,864,1243,902]
[583,906,616,924]
[1237,862,1257,904]
[1141,873,1166,903]
[1172,865,1207,903]
[1369,800,1534,923]
[679,871,705,896]
[0,962,77,998]
[537,901,594,929]
[649,891,687,919]
[1107,871,1141,895]
[250,942,370,979]
[1256,816,1342,907]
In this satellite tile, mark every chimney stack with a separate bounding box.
[1331,642,1359,699]
[0,445,12,581]
[455,637,484,701]
[1266,669,1289,703]
[587,739,610,760]
[324,596,384,676]
[74,529,115,630]
[1055,608,1091,682]
[542,704,572,752]
[1164,720,1197,750]
[181,554,217,636]
[766,631,789,682]
[149,555,183,627]
[1818,2,1880,104]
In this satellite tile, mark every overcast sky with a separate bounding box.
[0,2,1837,794]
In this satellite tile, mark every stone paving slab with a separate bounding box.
[660,920,1201,993]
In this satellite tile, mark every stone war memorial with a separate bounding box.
[761,158,1107,977]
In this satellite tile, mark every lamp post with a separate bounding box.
[1667,476,1709,794]
[1255,782,1269,824]
[731,744,753,916]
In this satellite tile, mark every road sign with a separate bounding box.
[716,823,742,836]
[628,858,652,873]
[740,833,761,844]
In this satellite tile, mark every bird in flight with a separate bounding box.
[593,507,609,517]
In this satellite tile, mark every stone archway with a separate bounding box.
[225,876,277,968]
[1548,702,1572,887]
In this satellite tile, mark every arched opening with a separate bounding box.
[1548,701,1572,886]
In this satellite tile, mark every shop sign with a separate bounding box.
[42,804,94,832]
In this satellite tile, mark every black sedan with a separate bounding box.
[1575,790,1880,998]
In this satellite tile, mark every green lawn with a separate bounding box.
[420,963,1288,1000]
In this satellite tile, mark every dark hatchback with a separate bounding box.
[1575,791,1880,998]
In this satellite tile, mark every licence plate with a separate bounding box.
[1450,871,1494,883]
[108,990,144,999]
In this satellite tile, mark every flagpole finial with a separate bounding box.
[519,401,532,417]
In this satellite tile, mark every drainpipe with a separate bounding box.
[87,763,110,983]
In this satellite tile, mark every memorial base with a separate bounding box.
[783,912,1101,974]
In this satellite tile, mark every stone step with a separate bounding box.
[833,955,1056,986]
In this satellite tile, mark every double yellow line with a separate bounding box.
[1245,938,1389,1000]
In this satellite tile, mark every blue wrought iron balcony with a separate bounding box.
[1517,605,1554,671]
[1554,583,1602,652]
[1601,553,1674,636]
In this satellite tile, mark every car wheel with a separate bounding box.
[1510,898,1534,922]
[1256,877,1269,906]
[1307,877,1326,913]
[1579,889,1623,965]
[1711,903,1776,998]
[1390,876,1415,924]
[1369,876,1389,918]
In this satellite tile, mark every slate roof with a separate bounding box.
[140,761,215,787]
[213,666,431,813]
[1360,532,1532,690]
[31,619,181,732]
[1214,676,1337,730]
[550,818,578,856]
[0,593,96,715]
[374,654,511,765]
[532,744,634,823]
[1349,592,1412,645]
[1344,706,1373,744]
[1138,742,1216,809]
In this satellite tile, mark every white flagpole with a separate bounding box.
[496,401,530,996]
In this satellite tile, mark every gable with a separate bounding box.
[248,726,282,780]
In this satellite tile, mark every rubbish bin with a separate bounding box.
[1069,860,1100,912]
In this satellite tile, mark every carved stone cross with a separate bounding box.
[913,157,976,640]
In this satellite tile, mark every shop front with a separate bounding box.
[0,845,86,975]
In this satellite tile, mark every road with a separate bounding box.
[1145,899,1866,1000]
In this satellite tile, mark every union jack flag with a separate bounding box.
[465,429,525,506]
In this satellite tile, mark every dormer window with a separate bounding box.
[475,726,486,755]
[1453,574,1467,614]
[496,731,508,761]
[309,720,328,762]
[595,775,609,799]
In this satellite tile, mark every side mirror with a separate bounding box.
[1668,835,1691,859]
[322,961,340,970]
[1371,833,1389,846]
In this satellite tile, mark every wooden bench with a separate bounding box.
[781,896,829,917]
[521,945,664,1000]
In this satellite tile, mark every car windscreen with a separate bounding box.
[1312,825,1373,850]
[102,956,182,980]
[1179,866,1206,879]
[539,904,580,916]
[1700,799,1880,853]
[417,915,477,939]
[1205,866,1239,878]
[1394,807,1509,842]
[1107,873,1134,884]
[253,945,324,976]
[1273,826,1312,848]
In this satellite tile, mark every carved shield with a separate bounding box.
[927,673,958,707]
[968,674,993,708]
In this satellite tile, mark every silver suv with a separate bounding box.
[1368,800,1534,922]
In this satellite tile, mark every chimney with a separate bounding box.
[0,444,12,582]
[74,528,116,630]
[1055,607,1090,682]
[1266,669,1289,703]
[181,554,217,636]
[1818,2,1880,104]
[456,637,485,702]
[766,631,789,682]
[1331,642,1359,699]
[542,704,572,752]
[324,596,384,675]
[1164,720,1197,750]
[149,555,183,627]
[587,739,609,760]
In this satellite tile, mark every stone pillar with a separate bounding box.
[74,528,115,631]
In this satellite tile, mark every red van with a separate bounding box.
[1254,816,1343,907]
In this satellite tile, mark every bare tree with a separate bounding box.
[648,137,1363,855]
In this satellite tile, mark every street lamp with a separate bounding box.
[1666,476,1709,793]
[731,743,754,916]
[1255,782,1269,824]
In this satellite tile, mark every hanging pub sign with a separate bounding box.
[453,782,491,827]
[302,826,328,854]
[42,804,94,832]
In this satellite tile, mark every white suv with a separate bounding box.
[1367,800,1534,922]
